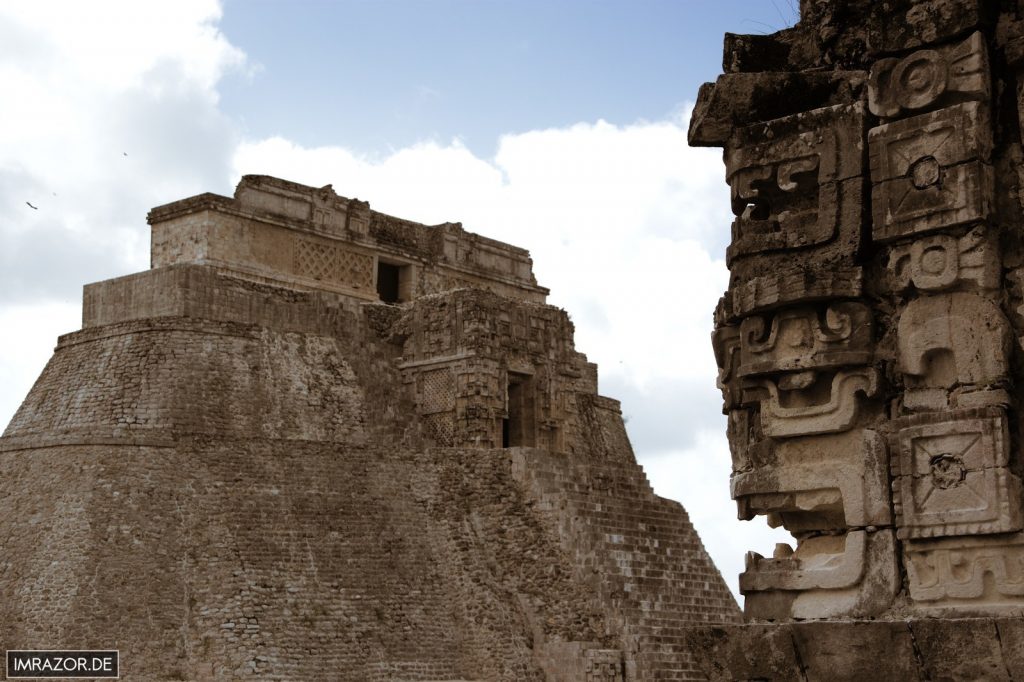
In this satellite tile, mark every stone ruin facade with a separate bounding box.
[686,0,1024,678]
[0,175,738,680]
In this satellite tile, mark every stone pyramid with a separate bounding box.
[0,175,737,680]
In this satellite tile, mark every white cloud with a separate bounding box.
[0,0,245,304]
[0,302,81,431]
[0,1,774,601]
[0,0,246,438]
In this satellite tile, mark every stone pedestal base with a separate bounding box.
[684,618,1024,681]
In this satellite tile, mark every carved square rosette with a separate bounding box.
[869,102,993,242]
[891,408,1022,539]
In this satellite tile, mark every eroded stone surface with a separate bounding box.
[868,31,989,119]
[693,0,1024,633]
[683,619,1022,681]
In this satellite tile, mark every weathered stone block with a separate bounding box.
[887,224,1000,293]
[905,535,1024,604]
[729,266,864,320]
[736,301,873,378]
[897,292,1012,390]
[689,71,866,147]
[910,619,1011,680]
[892,408,1022,539]
[725,104,865,270]
[865,0,987,55]
[722,32,792,73]
[682,623,802,681]
[995,617,1024,679]
[790,621,919,682]
[868,31,989,119]
[686,618,1024,681]
[869,102,994,241]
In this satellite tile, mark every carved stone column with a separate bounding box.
[686,1,1024,676]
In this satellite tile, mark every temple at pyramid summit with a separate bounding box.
[0,174,737,680]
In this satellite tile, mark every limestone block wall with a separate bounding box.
[0,439,620,681]
[4,319,367,444]
[395,289,600,454]
[82,265,361,333]
[149,176,549,304]
[151,206,378,300]
[691,0,1024,623]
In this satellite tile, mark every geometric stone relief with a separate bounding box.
[712,323,742,410]
[869,103,994,242]
[729,266,864,319]
[749,367,880,438]
[868,32,989,119]
[311,184,346,234]
[693,0,1024,632]
[418,367,456,414]
[742,529,873,592]
[422,412,456,447]
[731,428,892,530]
[897,292,1012,390]
[293,237,375,290]
[346,199,371,235]
[869,102,992,186]
[891,408,1022,539]
[729,414,899,620]
[741,529,898,620]
[584,649,624,682]
[724,104,865,264]
[888,225,999,292]
[418,368,457,446]
[737,302,873,377]
[905,535,1024,604]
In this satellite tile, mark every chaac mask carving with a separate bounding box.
[693,3,1024,621]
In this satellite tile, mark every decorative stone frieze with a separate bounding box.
[868,32,989,119]
[693,0,1024,632]
[869,102,993,241]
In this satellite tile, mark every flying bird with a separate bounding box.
[25,201,38,210]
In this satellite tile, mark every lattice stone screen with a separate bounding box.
[418,368,456,446]
[293,238,374,290]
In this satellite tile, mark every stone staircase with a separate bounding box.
[511,449,740,681]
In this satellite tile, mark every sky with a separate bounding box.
[0,0,799,599]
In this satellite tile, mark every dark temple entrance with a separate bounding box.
[503,372,535,448]
[376,262,402,303]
